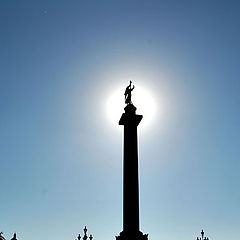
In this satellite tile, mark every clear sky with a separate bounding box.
[1,1,240,240]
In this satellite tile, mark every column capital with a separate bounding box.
[119,104,142,126]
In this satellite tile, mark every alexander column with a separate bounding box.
[116,81,148,240]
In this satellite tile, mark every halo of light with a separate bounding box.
[106,85,157,129]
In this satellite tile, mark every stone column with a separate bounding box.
[116,104,148,240]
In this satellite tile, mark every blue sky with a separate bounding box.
[1,1,240,240]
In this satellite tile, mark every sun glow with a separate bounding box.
[106,85,157,129]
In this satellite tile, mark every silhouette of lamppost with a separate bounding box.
[196,230,209,240]
[76,226,93,240]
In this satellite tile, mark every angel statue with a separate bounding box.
[124,80,135,104]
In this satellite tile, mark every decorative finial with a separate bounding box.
[76,226,93,240]
[196,229,209,240]
[124,80,135,104]
[84,226,87,236]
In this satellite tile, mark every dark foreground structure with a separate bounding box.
[116,82,148,240]
[0,233,17,240]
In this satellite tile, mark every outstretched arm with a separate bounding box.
[128,81,132,88]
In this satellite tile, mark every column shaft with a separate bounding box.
[123,123,139,233]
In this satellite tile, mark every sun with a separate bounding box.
[106,84,156,129]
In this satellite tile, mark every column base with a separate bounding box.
[116,231,148,240]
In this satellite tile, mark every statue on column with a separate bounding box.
[124,81,135,104]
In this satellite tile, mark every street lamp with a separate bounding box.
[196,229,209,240]
[76,226,93,240]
